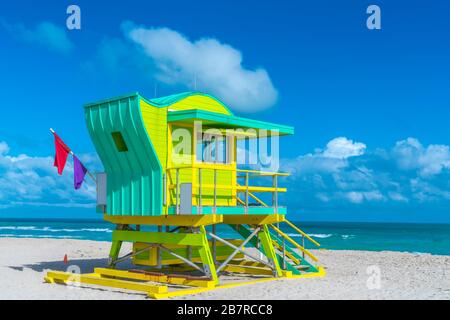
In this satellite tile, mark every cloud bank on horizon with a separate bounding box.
[282,137,450,213]
[0,141,97,210]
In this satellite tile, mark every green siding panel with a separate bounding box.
[85,95,163,216]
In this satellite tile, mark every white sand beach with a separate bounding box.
[0,238,449,300]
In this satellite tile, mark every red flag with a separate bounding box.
[53,133,71,175]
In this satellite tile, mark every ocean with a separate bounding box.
[1,218,449,255]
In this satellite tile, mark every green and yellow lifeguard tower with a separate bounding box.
[45,92,324,298]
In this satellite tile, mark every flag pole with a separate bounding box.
[50,128,97,184]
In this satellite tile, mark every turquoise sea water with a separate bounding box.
[0,219,449,255]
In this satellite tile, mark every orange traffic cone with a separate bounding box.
[63,254,68,264]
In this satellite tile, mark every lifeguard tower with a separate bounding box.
[45,92,324,298]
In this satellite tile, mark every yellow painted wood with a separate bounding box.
[169,95,231,115]
[94,268,215,288]
[228,260,268,268]
[236,185,287,193]
[258,225,283,277]
[45,271,168,294]
[167,122,239,207]
[103,214,223,226]
[168,184,286,193]
[140,99,168,171]
[198,225,219,284]
[149,287,212,299]
[222,214,285,225]
[222,265,273,276]
[193,168,235,206]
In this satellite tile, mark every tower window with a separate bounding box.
[111,131,128,152]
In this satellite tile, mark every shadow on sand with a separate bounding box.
[7,259,148,298]
[9,258,134,273]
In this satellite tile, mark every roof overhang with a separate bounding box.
[167,109,294,136]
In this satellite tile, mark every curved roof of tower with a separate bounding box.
[146,91,233,115]
[85,91,234,115]
[84,91,294,135]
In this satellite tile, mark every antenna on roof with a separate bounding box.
[154,82,158,98]
[194,73,197,91]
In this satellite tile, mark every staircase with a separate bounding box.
[228,219,320,275]
[268,220,320,274]
[234,180,320,275]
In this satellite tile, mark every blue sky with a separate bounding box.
[0,0,449,222]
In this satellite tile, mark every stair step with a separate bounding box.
[294,265,310,271]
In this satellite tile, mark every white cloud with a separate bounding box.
[341,191,384,204]
[282,136,450,208]
[283,137,366,175]
[322,137,366,159]
[1,20,74,54]
[122,22,278,112]
[345,191,364,203]
[388,192,409,202]
[0,142,9,155]
[393,137,450,177]
[0,141,97,209]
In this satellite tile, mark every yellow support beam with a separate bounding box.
[222,265,273,276]
[228,260,268,268]
[104,214,223,227]
[45,271,168,294]
[222,214,285,225]
[94,268,215,288]
[168,184,287,193]
[236,185,287,193]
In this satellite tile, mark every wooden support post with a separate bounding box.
[212,224,217,264]
[245,172,249,214]
[108,240,122,268]
[163,173,167,207]
[198,168,202,214]
[175,169,180,214]
[258,225,283,277]
[213,169,217,214]
[302,235,305,259]
[273,175,278,214]
[157,226,162,269]
[197,226,218,284]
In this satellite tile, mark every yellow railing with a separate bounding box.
[269,224,319,262]
[283,219,320,247]
[165,165,289,214]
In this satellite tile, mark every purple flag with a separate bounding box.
[73,155,87,190]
